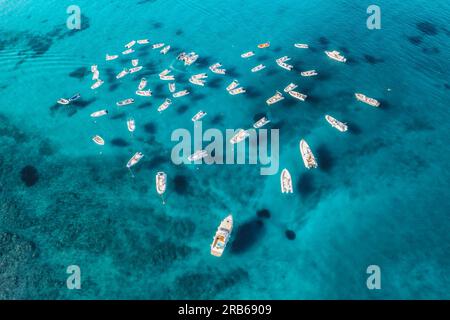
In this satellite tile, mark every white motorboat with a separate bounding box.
[90,109,108,118]
[173,90,190,98]
[155,172,167,195]
[294,43,309,49]
[136,90,152,97]
[230,129,250,144]
[116,98,135,106]
[116,69,129,79]
[127,118,136,132]
[253,116,270,129]
[168,83,176,93]
[91,80,104,90]
[137,39,150,45]
[226,80,239,91]
[355,93,380,107]
[157,98,172,112]
[188,150,208,162]
[251,64,266,72]
[280,169,293,193]
[192,110,207,122]
[129,66,143,74]
[325,114,348,132]
[289,90,307,101]
[301,70,318,77]
[189,76,206,86]
[152,43,165,49]
[266,91,284,105]
[92,135,105,146]
[210,215,233,257]
[122,48,135,55]
[241,51,255,58]
[160,45,170,55]
[299,139,318,169]
[57,98,70,105]
[106,54,119,61]
[124,40,136,49]
[138,78,147,90]
[284,83,298,93]
[325,50,347,62]
[126,152,144,168]
[209,63,226,74]
[229,87,246,95]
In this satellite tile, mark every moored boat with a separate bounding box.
[124,40,136,49]
[300,139,318,169]
[210,215,233,257]
[355,93,380,107]
[136,90,152,97]
[226,80,239,91]
[152,43,164,49]
[209,63,226,74]
[168,83,176,93]
[138,78,147,90]
[251,64,266,72]
[137,39,150,45]
[276,60,293,71]
[230,129,250,144]
[325,115,348,132]
[92,135,105,146]
[160,45,171,55]
[91,80,104,90]
[253,116,270,129]
[129,66,143,74]
[57,98,70,105]
[294,43,309,49]
[126,152,144,168]
[301,70,318,77]
[289,90,307,101]
[116,98,135,106]
[127,118,135,132]
[188,150,208,162]
[90,109,108,118]
[266,91,284,105]
[257,42,270,49]
[155,172,167,195]
[189,77,206,86]
[131,59,139,67]
[325,50,346,62]
[284,83,298,93]
[157,98,172,112]
[173,90,190,98]
[92,69,100,81]
[122,48,135,55]
[280,169,293,193]
[241,51,255,58]
[159,69,171,77]
[192,110,207,122]
[116,69,129,79]
[179,52,199,66]
[106,54,119,61]
[229,87,246,95]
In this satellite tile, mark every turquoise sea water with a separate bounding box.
[1,0,449,299]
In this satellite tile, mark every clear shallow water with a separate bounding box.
[0,0,449,299]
